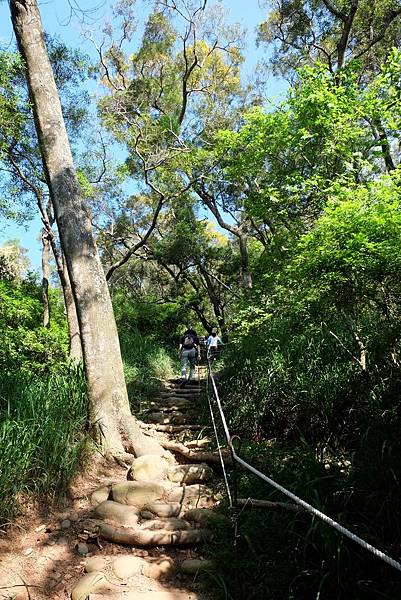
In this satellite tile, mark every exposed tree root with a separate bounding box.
[98,521,212,546]
[155,438,232,465]
[237,497,304,512]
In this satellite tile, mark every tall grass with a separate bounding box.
[0,366,88,525]
[119,328,175,410]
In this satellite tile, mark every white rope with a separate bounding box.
[207,360,401,574]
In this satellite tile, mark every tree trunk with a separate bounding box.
[62,253,83,361]
[238,232,253,292]
[41,228,50,327]
[9,0,163,459]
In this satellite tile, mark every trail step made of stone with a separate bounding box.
[72,371,219,600]
[161,389,201,396]
[147,412,190,425]
[90,593,201,599]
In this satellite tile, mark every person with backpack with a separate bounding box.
[206,328,223,363]
[179,328,200,387]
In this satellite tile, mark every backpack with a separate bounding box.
[183,335,195,348]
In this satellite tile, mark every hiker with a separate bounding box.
[206,328,223,363]
[179,328,201,387]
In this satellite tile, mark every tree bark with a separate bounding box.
[336,0,359,69]
[61,253,83,361]
[9,0,163,459]
[41,228,50,327]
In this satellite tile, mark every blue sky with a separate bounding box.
[0,0,286,272]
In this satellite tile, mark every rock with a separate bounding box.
[167,463,213,484]
[93,500,139,527]
[85,556,108,572]
[49,571,63,581]
[127,455,169,482]
[71,571,106,600]
[140,502,181,519]
[69,511,79,522]
[111,481,165,508]
[90,484,111,506]
[166,484,210,504]
[60,519,71,529]
[140,510,156,519]
[142,557,175,579]
[76,542,89,556]
[23,547,34,556]
[112,555,143,579]
[180,558,212,575]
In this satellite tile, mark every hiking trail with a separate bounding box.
[0,368,226,600]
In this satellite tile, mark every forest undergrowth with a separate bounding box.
[202,339,401,600]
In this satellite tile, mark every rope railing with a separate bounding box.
[205,357,401,574]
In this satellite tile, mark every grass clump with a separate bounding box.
[119,328,175,410]
[0,365,88,525]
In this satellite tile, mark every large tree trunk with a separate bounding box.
[41,228,50,327]
[9,0,163,459]
[62,253,83,361]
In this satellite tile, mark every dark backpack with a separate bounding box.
[183,335,195,348]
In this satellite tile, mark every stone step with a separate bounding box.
[91,592,201,599]
[147,412,190,425]
[166,379,203,387]
[162,388,201,395]
[155,399,199,407]
[145,399,191,410]
[159,392,201,400]
[144,405,190,414]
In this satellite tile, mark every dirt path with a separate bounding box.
[0,370,223,600]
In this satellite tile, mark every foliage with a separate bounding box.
[0,278,69,375]
[0,36,94,223]
[210,58,401,235]
[113,293,176,404]
[208,437,401,599]
[0,366,88,525]
[2,3,401,598]
[258,0,401,77]
[0,50,25,155]
[214,173,401,598]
